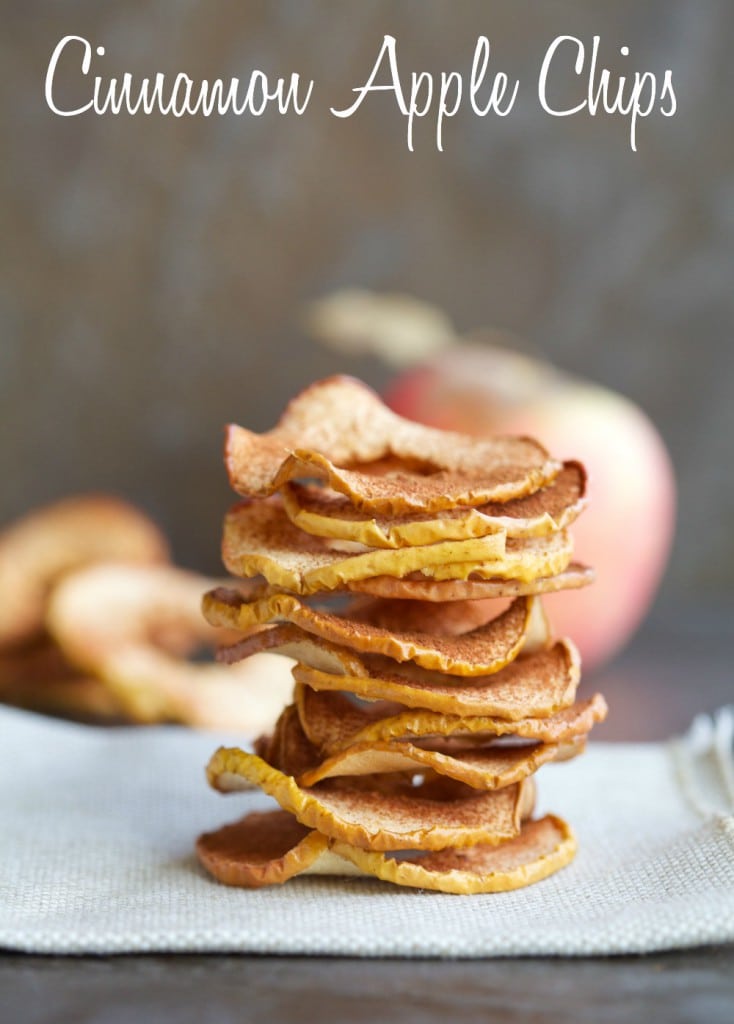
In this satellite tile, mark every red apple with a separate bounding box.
[385,344,676,671]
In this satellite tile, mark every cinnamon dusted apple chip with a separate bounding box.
[225,376,560,513]
[344,592,520,636]
[222,497,508,593]
[298,736,582,790]
[295,684,608,754]
[347,563,595,601]
[264,704,323,779]
[216,622,369,676]
[417,532,573,584]
[196,810,331,887]
[282,462,586,548]
[204,589,535,677]
[329,814,576,894]
[196,809,576,893]
[262,701,582,790]
[47,564,293,731]
[207,746,535,851]
[0,495,169,650]
[214,601,547,682]
[292,639,581,720]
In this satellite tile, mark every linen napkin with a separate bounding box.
[1,704,732,958]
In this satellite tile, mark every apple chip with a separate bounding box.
[0,495,169,650]
[293,639,581,720]
[329,814,576,894]
[295,684,608,754]
[47,564,294,731]
[225,376,560,513]
[222,498,510,593]
[207,746,534,851]
[262,704,323,780]
[0,641,123,720]
[217,622,368,676]
[215,596,546,682]
[205,590,535,677]
[197,808,575,893]
[282,462,586,548]
[298,736,581,789]
[416,531,573,584]
[261,701,582,790]
[347,563,595,601]
[197,810,331,887]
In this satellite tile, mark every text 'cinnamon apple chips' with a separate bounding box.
[196,376,607,895]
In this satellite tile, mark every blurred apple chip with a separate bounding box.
[0,495,169,651]
[47,564,293,732]
[303,289,456,366]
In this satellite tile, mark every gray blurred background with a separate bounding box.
[2,1,733,631]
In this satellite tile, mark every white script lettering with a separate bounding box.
[44,35,314,118]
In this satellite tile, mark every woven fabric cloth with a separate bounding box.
[1,705,732,958]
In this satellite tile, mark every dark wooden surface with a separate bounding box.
[2,948,734,1024]
[1,618,732,1022]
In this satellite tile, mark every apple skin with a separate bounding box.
[385,346,676,671]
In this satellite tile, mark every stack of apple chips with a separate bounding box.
[197,377,607,894]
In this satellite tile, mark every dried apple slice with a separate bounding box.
[298,736,582,789]
[295,684,608,755]
[282,462,586,548]
[196,808,575,893]
[196,810,330,887]
[47,564,293,731]
[217,622,368,676]
[225,376,560,513]
[347,563,594,601]
[416,532,573,584]
[260,701,582,790]
[0,640,123,720]
[207,747,534,851]
[0,495,169,650]
[205,590,535,677]
[222,498,509,593]
[329,814,576,894]
[293,639,581,720]
[221,499,572,594]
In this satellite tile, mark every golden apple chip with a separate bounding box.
[225,376,560,513]
[416,531,573,584]
[329,813,576,894]
[292,639,581,720]
[222,497,510,593]
[47,564,293,731]
[207,746,534,851]
[298,736,582,790]
[197,810,330,887]
[197,809,575,893]
[205,590,535,677]
[260,702,582,790]
[295,684,608,755]
[346,563,594,601]
[282,461,586,548]
[0,495,169,651]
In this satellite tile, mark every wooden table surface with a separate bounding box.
[2,611,732,1023]
[3,947,734,1024]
